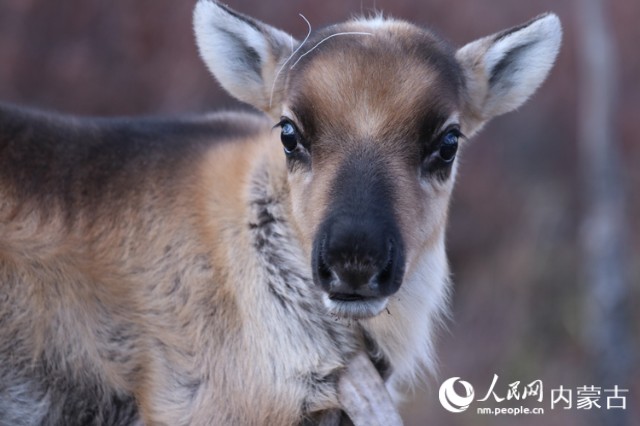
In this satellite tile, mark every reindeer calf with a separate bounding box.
[0,1,561,424]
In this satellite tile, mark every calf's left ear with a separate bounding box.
[456,13,562,135]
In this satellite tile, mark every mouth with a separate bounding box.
[323,293,389,319]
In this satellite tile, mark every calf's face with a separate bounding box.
[194,1,562,319]
[279,24,464,318]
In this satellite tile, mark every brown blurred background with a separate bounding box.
[0,0,637,425]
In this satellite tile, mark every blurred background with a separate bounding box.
[0,0,637,425]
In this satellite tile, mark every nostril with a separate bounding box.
[318,253,333,282]
[376,240,395,285]
[316,237,334,283]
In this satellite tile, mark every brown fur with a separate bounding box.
[1,104,347,424]
[0,2,561,424]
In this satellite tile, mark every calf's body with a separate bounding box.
[0,106,363,424]
[0,1,561,424]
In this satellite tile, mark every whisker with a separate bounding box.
[269,14,313,109]
[290,32,373,69]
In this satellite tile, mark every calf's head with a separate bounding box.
[194,1,561,319]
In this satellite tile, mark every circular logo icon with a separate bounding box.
[439,377,475,413]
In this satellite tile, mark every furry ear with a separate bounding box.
[456,14,562,134]
[193,0,296,114]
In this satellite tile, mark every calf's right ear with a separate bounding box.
[193,0,297,116]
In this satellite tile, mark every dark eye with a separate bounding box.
[437,130,459,163]
[280,121,299,154]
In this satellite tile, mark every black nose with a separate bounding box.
[312,216,405,300]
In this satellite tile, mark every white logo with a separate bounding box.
[439,377,475,413]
